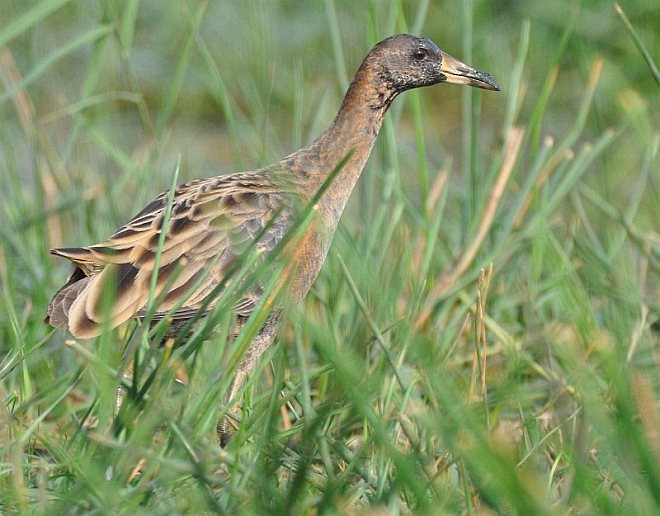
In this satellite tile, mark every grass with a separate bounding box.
[1,0,658,513]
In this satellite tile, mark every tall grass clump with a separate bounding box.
[0,0,658,513]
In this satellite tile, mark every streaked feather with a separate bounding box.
[45,171,297,338]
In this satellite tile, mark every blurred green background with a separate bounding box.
[4,1,657,217]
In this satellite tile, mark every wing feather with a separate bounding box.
[46,170,295,338]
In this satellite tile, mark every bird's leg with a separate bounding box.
[217,309,282,446]
[216,369,248,447]
[115,360,133,417]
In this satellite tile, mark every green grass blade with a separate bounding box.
[615,2,660,85]
[0,25,113,105]
[0,0,72,48]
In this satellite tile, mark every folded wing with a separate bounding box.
[45,171,293,338]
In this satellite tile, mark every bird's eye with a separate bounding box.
[413,48,429,61]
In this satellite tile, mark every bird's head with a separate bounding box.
[367,34,499,94]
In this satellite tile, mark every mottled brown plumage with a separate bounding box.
[45,34,498,441]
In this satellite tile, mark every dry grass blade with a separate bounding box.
[0,45,62,244]
[478,266,492,401]
[397,170,449,316]
[414,127,523,331]
[0,46,34,136]
[466,265,492,415]
[513,136,574,228]
[632,373,660,459]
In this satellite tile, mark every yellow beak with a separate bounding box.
[440,51,499,91]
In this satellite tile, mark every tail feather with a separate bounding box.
[44,267,92,329]
[46,248,114,338]
[50,247,100,275]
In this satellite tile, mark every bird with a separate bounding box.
[45,34,498,442]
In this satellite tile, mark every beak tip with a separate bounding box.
[438,51,500,92]
[476,71,500,91]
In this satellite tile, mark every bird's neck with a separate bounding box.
[280,64,397,225]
